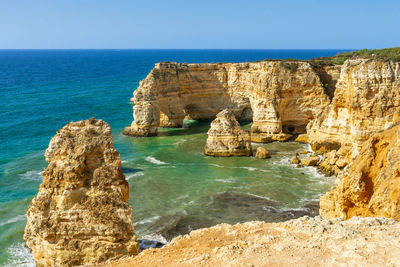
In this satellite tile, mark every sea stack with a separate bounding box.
[24,118,140,266]
[204,109,252,156]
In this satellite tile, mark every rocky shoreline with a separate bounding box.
[24,51,400,266]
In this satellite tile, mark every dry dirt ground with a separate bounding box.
[104,215,400,267]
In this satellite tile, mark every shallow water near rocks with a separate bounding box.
[0,49,342,265]
[121,122,334,242]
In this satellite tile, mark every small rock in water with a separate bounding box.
[290,152,300,164]
[255,147,271,159]
[300,156,320,166]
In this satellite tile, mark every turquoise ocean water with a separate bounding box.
[0,50,346,265]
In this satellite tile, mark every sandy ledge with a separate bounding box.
[105,215,400,267]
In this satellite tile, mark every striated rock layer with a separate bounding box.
[320,125,400,220]
[308,59,400,171]
[124,61,332,140]
[204,109,251,157]
[107,216,400,267]
[24,118,140,266]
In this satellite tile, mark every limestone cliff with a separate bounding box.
[107,216,400,267]
[308,59,400,171]
[320,124,400,220]
[124,61,331,141]
[24,118,140,266]
[204,109,252,156]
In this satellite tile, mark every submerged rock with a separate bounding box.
[255,147,271,159]
[204,109,252,157]
[24,118,140,266]
[321,125,400,220]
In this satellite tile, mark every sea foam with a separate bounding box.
[145,156,167,165]
[18,170,43,181]
[125,172,145,180]
[0,215,26,227]
[5,243,35,267]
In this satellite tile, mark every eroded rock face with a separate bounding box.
[308,59,400,171]
[320,125,400,220]
[125,61,331,139]
[24,118,140,266]
[204,109,251,157]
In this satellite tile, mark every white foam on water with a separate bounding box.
[272,156,291,166]
[18,170,43,181]
[5,243,35,267]
[208,163,224,168]
[145,156,167,165]
[301,165,327,180]
[139,234,168,244]
[246,192,274,201]
[216,178,234,183]
[0,214,26,227]
[134,216,162,226]
[240,167,257,171]
[121,160,128,164]
[125,172,145,180]
[173,139,186,145]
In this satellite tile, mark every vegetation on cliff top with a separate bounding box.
[256,47,400,66]
[311,47,400,65]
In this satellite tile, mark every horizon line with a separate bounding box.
[0,48,360,51]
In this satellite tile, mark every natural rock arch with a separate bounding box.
[123,61,334,141]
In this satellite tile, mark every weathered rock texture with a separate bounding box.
[308,59,400,171]
[24,118,140,266]
[126,59,400,164]
[204,109,251,157]
[107,216,400,267]
[320,125,400,220]
[254,147,270,159]
[124,61,332,141]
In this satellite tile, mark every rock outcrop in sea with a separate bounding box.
[24,118,140,266]
[254,147,270,159]
[204,109,252,156]
[124,61,334,140]
[320,124,400,220]
[126,59,400,167]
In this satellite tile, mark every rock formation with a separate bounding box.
[107,216,400,267]
[204,109,251,156]
[320,124,400,220]
[124,61,332,141]
[24,118,140,266]
[300,156,320,167]
[254,147,270,159]
[290,152,300,164]
[307,59,400,171]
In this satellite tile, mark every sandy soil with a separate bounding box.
[104,215,400,267]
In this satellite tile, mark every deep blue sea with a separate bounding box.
[0,49,347,265]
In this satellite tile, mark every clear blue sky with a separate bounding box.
[0,0,399,49]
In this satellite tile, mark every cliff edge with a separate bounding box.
[320,124,400,220]
[107,216,400,267]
